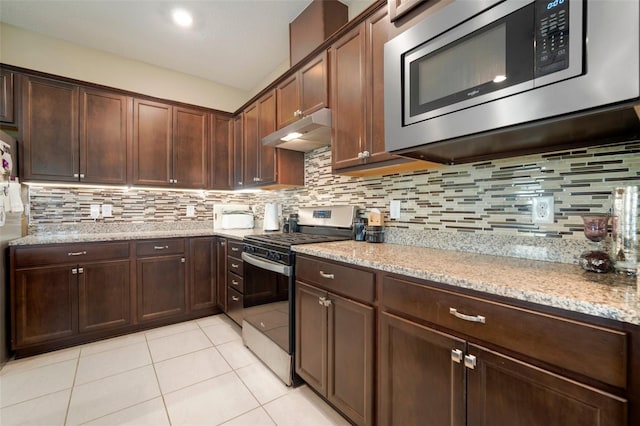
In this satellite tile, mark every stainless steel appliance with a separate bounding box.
[241,205,356,385]
[384,0,640,164]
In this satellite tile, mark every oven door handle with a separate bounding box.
[241,252,292,277]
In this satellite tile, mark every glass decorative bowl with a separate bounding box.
[581,214,610,242]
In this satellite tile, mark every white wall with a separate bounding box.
[0,23,249,112]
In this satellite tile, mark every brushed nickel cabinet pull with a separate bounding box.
[231,263,239,268]
[449,307,485,324]
[231,247,239,252]
[68,251,87,256]
[231,279,239,286]
[451,349,463,363]
[232,296,240,301]
[319,271,334,279]
[464,354,477,370]
[154,245,169,250]
[319,296,326,306]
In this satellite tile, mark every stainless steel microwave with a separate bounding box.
[384,0,640,164]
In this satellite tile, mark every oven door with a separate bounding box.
[241,252,292,353]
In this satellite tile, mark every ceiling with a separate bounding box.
[0,0,369,92]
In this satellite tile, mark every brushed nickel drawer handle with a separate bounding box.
[231,263,239,268]
[154,245,169,250]
[68,251,87,256]
[449,307,485,324]
[319,271,334,279]
[231,296,240,301]
[231,279,239,286]
[231,247,240,252]
[451,349,463,363]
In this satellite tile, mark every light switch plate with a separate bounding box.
[390,200,401,220]
[101,204,112,217]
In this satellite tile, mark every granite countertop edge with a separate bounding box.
[293,241,640,326]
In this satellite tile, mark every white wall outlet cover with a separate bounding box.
[101,204,112,217]
[532,196,554,224]
[90,204,100,219]
[390,200,401,219]
[186,205,196,217]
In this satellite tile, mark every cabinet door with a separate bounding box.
[79,88,130,185]
[243,102,259,186]
[379,312,466,426]
[173,106,208,188]
[189,237,216,312]
[366,8,397,164]
[136,255,186,322]
[132,98,172,186]
[276,73,300,129]
[295,282,328,394]
[328,292,374,426]
[466,344,627,426]
[233,114,244,189]
[300,51,328,116]
[21,75,79,182]
[210,113,233,190]
[257,90,276,185]
[330,24,366,170]
[78,259,130,333]
[13,265,78,347]
[0,68,15,124]
[216,238,228,312]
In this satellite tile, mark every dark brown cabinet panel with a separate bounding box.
[379,312,466,426]
[257,90,276,185]
[78,260,130,333]
[136,254,186,322]
[210,113,233,190]
[79,88,130,185]
[173,106,208,188]
[189,237,216,312]
[132,98,172,186]
[20,75,79,181]
[0,68,15,124]
[276,51,328,129]
[296,281,328,393]
[295,256,376,426]
[466,344,627,426]
[330,24,366,171]
[227,287,244,326]
[13,265,78,347]
[242,102,259,187]
[232,114,244,188]
[216,238,228,312]
[225,239,244,325]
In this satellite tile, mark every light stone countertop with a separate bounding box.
[293,240,640,326]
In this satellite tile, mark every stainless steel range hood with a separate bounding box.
[262,108,331,152]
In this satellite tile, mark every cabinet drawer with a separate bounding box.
[227,240,244,257]
[382,275,627,389]
[227,257,244,276]
[14,242,130,268]
[296,255,375,304]
[227,272,244,293]
[136,239,185,257]
[227,287,244,326]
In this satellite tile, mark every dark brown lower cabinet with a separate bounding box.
[189,237,216,312]
[13,265,79,347]
[296,281,374,426]
[136,254,186,322]
[79,259,130,333]
[379,311,627,426]
[216,238,227,312]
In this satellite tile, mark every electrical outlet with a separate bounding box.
[532,196,554,224]
[90,204,100,219]
[101,204,112,217]
[186,205,196,217]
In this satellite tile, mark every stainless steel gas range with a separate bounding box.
[241,205,356,385]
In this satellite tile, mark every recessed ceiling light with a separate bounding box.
[172,8,193,28]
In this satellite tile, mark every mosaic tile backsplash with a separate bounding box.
[27,140,640,263]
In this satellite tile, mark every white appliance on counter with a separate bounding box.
[213,204,254,230]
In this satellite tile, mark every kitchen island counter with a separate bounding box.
[293,240,640,326]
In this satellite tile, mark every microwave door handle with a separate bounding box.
[241,252,292,277]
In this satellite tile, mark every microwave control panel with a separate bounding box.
[535,0,570,76]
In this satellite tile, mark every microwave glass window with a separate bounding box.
[417,24,506,106]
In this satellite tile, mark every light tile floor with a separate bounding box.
[0,314,350,426]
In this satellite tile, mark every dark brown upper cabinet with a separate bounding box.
[232,114,244,189]
[276,51,328,130]
[133,99,208,189]
[0,68,16,125]
[20,75,130,184]
[210,113,234,190]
